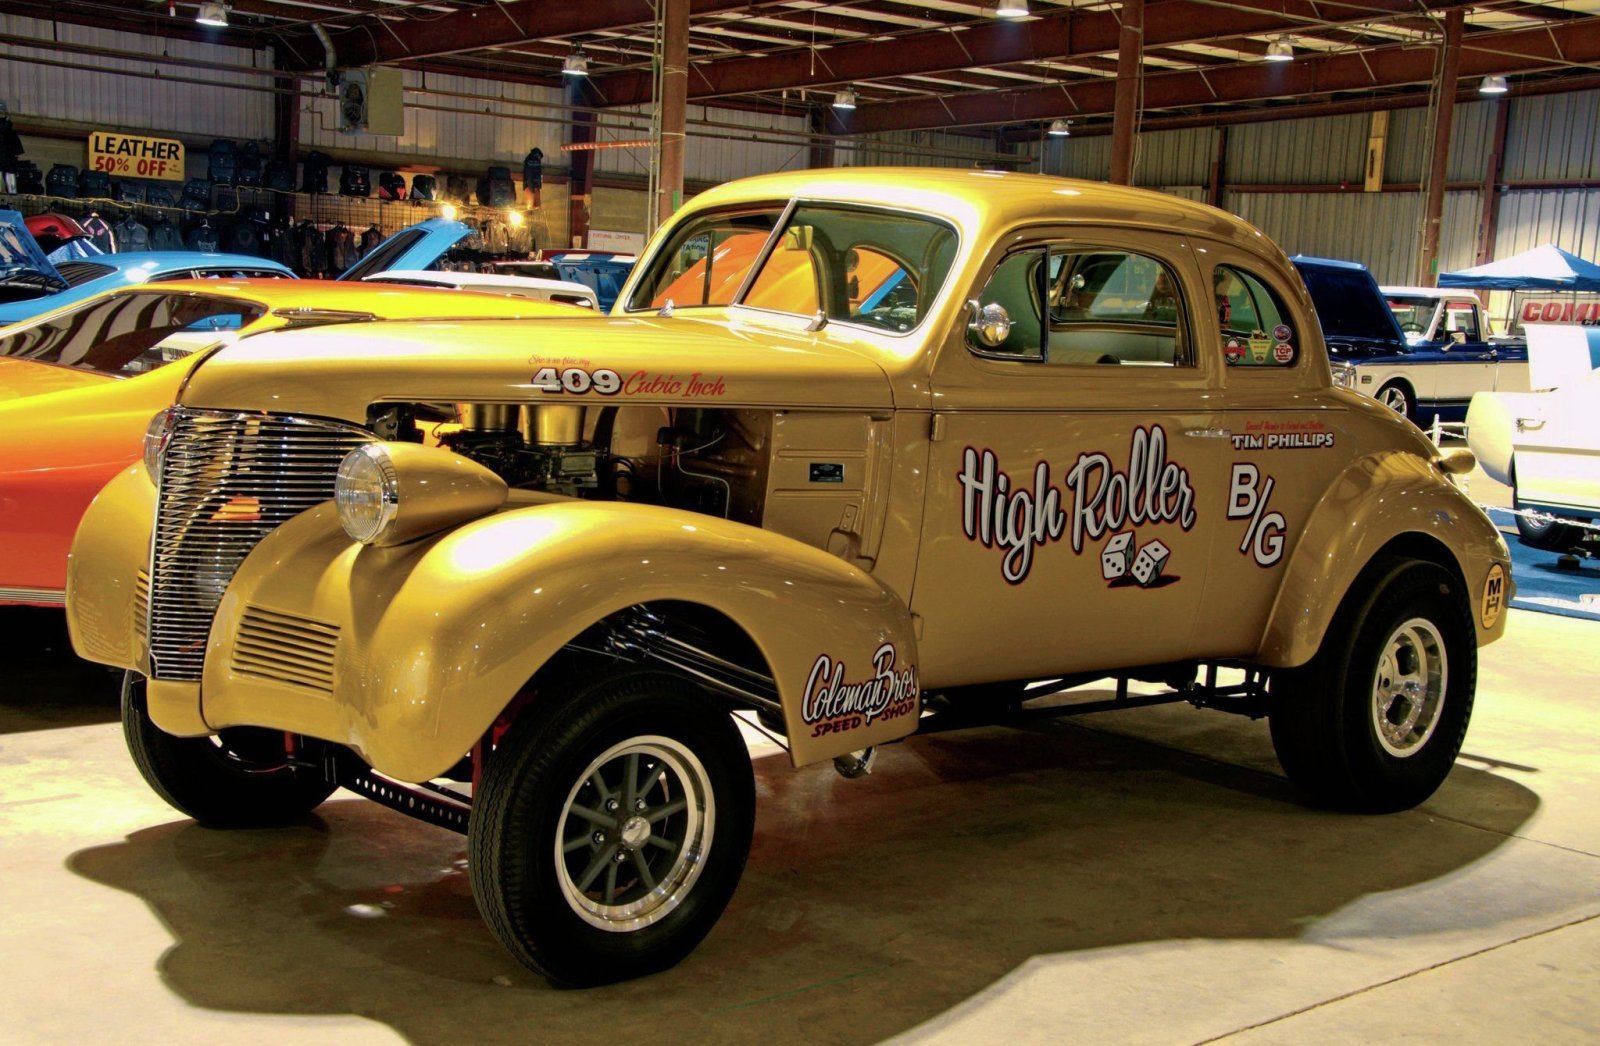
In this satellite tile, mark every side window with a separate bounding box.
[1215,265,1298,367]
[1446,302,1480,340]
[1045,248,1188,366]
[629,209,783,310]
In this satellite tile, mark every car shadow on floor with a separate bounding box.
[66,710,1540,1046]
[0,607,121,734]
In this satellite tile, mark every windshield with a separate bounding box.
[0,292,265,377]
[1386,295,1435,340]
[628,203,959,333]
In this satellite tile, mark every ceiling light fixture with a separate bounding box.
[996,0,1029,18]
[832,87,858,110]
[195,1,229,27]
[563,50,590,77]
[1048,118,1071,137]
[1264,34,1294,62]
[1479,74,1509,94]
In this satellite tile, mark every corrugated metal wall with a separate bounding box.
[1384,101,1494,184]
[0,14,272,142]
[1229,113,1369,184]
[301,69,566,169]
[840,129,1011,169]
[1225,190,1479,283]
[1503,89,1600,181]
[1494,190,1600,259]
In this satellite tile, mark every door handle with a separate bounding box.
[1516,417,1545,432]
[1184,428,1233,439]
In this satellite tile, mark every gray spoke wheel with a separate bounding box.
[1376,381,1414,420]
[555,736,712,932]
[1370,618,1446,757]
[469,670,754,986]
[121,672,336,827]
[1269,557,1475,813]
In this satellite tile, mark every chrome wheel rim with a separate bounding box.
[1378,386,1409,414]
[1371,617,1447,757]
[555,735,713,933]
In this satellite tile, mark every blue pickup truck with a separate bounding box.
[1292,255,1529,425]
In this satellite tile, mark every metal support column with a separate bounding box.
[567,78,597,249]
[1109,0,1144,185]
[1418,9,1463,285]
[657,0,689,226]
[1476,96,1511,265]
[1207,125,1227,208]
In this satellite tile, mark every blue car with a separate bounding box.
[0,214,480,327]
[1292,255,1530,425]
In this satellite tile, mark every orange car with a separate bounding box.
[0,280,585,606]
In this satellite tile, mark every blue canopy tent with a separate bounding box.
[1438,244,1600,291]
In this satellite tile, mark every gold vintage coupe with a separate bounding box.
[66,168,1511,985]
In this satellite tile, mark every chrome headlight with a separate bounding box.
[334,442,507,547]
[1329,361,1357,390]
[142,408,175,476]
[335,444,400,544]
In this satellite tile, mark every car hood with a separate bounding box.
[0,210,66,290]
[1291,255,1408,349]
[178,311,898,423]
[336,219,475,281]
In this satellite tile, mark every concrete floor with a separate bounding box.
[2,592,1596,1045]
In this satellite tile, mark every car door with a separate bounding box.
[910,227,1224,687]
[1425,298,1497,409]
[1201,254,1367,655]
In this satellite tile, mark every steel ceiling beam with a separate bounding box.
[281,0,797,70]
[591,0,1483,106]
[835,17,1600,134]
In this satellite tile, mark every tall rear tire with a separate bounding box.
[121,672,337,827]
[1269,558,1475,813]
[469,670,754,986]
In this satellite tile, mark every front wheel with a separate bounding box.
[1269,558,1475,813]
[121,673,337,826]
[469,670,754,986]
[1512,467,1585,551]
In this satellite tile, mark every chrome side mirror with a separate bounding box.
[966,299,1012,349]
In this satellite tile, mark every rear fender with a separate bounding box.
[1258,450,1511,667]
[205,499,920,781]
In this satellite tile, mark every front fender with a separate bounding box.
[203,499,920,781]
[1258,450,1511,667]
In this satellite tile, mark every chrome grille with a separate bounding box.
[133,569,149,649]
[233,605,340,692]
[148,409,371,681]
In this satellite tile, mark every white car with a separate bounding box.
[363,270,599,310]
[1467,365,1600,551]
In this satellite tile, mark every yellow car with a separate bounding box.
[67,168,1510,986]
[0,279,588,606]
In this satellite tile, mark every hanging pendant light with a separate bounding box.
[996,0,1029,19]
[563,50,590,77]
[1264,35,1294,62]
[1479,75,1509,94]
[195,1,229,26]
[832,87,858,110]
[1048,119,1071,137]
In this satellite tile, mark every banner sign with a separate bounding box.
[1519,297,1600,325]
[86,132,186,182]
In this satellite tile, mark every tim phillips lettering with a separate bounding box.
[959,425,1197,583]
[803,643,919,736]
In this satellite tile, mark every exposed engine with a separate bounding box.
[367,400,771,521]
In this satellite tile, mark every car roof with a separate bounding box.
[1380,285,1481,300]
[684,167,1268,249]
[98,252,295,275]
[132,278,590,317]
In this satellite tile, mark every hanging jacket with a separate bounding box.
[180,178,213,211]
[339,165,371,197]
[81,213,116,253]
[301,151,332,194]
[480,217,510,254]
[264,158,295,192]
[46,164,79,198]
[523,148,543,192]
[296,221,327,275]
[409,174,435,201]
[113,215,150,253]
[507,219,533,256]
[148,218,184,251]
[78,169,112,200]
[326,224,356,272]
[186,221,220,254]
[236,141,261,187]
[377,172,406,200]
[268,220,297,269]
[227,220,261,256]
[359,224,384,257]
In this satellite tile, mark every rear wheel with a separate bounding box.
[1375,381,1415,421]
[469,670,754,986]
[121,673,337,827]
[1269,558,1475,813]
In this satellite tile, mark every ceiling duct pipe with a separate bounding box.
[312,23,337,72]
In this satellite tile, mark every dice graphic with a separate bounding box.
[1101,531,1134,581]
[1131,539,1171,587]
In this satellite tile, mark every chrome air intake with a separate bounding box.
[147,408,372,681]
